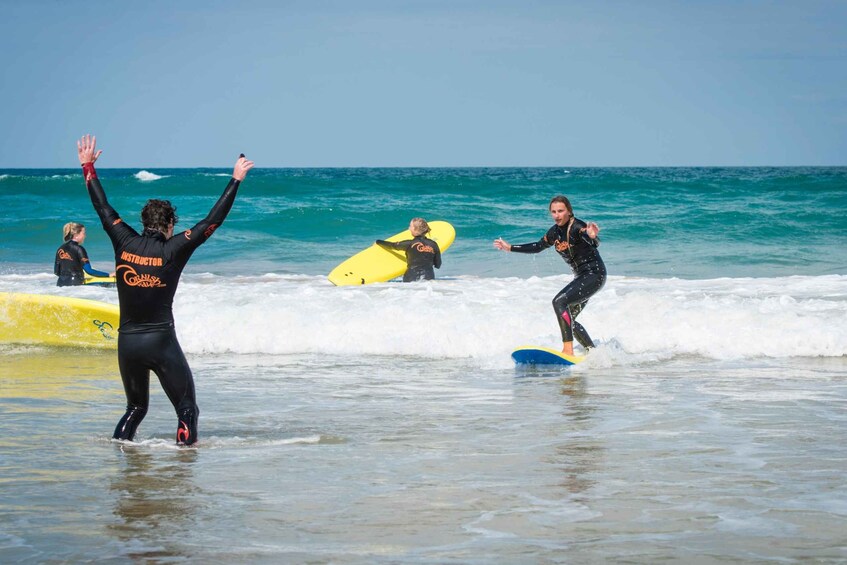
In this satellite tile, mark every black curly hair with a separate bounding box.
[141,199,178,232]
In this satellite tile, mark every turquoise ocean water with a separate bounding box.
[2,166,846,279]
[2,167,847,562]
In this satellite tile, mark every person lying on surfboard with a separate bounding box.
[494,195,605,356]
[54,222,114,286]
[376,217,442,282]
[77,134,253,446]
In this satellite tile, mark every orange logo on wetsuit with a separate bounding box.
[184,229,192,240]
[57,249,72,260]
[117,264,166,288]
[554,239,570,252]
[204,224,218,238]
[545,233,571,252]
[411,241,435,254]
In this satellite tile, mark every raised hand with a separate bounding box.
[233,155,255,181]
[583,222,600,239]
[77,134,102,165]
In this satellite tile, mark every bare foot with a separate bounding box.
[561,342,574,356]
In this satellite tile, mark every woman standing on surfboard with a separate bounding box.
[54,222,113,286]
[376,217,442,282]
[494,195,605,356]
[77,134,253,446]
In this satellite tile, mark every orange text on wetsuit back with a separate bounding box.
[120,251,164,267]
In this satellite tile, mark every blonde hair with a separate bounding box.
[409,217,430,237]
[63,222,84,242]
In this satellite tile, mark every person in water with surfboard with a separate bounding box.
[77,134,254,446]
[494,195,605,356]
[376,217,442,282]
[54,222,114,286]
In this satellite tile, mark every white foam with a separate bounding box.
[4,273,846,364]
[134,170,165,182]
[170,274,847,362]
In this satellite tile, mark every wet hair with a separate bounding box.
[409,217,430,237]
[549,195,573,215]
[141,199,178,232]
[63,222,84,241]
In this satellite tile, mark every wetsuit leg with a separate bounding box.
[552,272,606,346]
[403,266,434,282]
[114,334,152,441]
[148,332,199,446]
[569,302,596,349]
[57,275,83,287]
[114,330,199,445]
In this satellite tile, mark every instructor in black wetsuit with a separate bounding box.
[78,134,254,446]
[494,195,605,356]
[54,222,113,286]
[376,217,442,282]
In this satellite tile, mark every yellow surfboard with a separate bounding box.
[0,292,119,349]
[328,220,456,286]
[84,274,116,285]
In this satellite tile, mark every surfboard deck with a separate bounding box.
[512,345,584,366]
[328,220,456,286]
[0,292,119,349]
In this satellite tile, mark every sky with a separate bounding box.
[1,0,845,167]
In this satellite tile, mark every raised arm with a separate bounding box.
[77,134,124,234]
[201,155,253,226]
[176,155,254,253]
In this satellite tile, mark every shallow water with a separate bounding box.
[2,349,846,563]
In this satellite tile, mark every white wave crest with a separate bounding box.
[168,274,847,364]
[134,170,165,182]
[3,273,845,365]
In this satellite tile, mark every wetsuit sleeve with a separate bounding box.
[54,248,61,275]
[170,178,241,259]
[376,240,410,251]
[510,228,554,254]
[433,241,442,269]
[78,245,109,277]
[83,163,139,248]
[82,262,110,278]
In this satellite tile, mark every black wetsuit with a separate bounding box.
[511,218,606,348]
[54,240,109,286]
[376,236,442,282]
[83,162,242,445]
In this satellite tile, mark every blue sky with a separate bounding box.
[1,0,845,167]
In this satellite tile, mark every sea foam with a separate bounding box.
[3,273,844,365]
[134,170,165,182]
[169,274,847,363]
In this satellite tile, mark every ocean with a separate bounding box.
[1,167,846,562]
